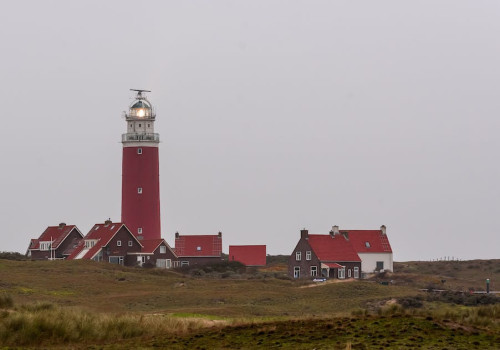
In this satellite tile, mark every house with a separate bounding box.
[229,245,266,267]
[27,223,84,260]
[288,228,362,279]
[174,232,223,266]
[344,225,393,274]
[128,238,178,268]
[67,220,142,266]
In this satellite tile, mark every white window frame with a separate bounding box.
[128,240,133,247]
[348,269,352,278]
[137,148,142,155]
[294,266,300,278]
[310,266,318,277]
[296,251,301,261]
[306,251,312,260]
[338,267,345,279]
[138,227,143,234]
[181,261,189,267]
[166,259,171,268]
[354,266,359,279]
[160,245,166,254]
[376,261,384,271]
[138,187,143,194]
[117,240,122,247]
[39,242,51,251]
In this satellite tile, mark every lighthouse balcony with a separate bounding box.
[122,133,160,142]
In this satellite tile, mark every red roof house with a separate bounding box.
[174,232,223,266]
[288,228,362,279]
[342,226,393,273]
[128,238,178,268]
[27,223,83,260]
[229,245,266,267]
[67,220,142,266]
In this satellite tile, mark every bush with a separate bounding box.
[0,295,13,309]
[0,252,27,261]
[397,297,424,309]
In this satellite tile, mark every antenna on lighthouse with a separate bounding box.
[130,89,151,98]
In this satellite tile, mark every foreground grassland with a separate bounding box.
[0,259,498,349]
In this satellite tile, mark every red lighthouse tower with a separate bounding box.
[121,89,161,240]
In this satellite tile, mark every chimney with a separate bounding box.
[332,225,340,236]
[104,218,112,225]
[175,231,180,239]
[58,223,66,229]
[300,228,309,239]
[218,231,222,238]
[380,225,387,235]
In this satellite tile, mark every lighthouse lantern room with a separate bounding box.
[121,89,161,241]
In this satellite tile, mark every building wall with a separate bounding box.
[288,238,321,278]
[145,243,178,268]
[58,230,83,258]
[101,226,142,265]
[358,252,393,273]
[122,146,161,241]
[178,256,223,266]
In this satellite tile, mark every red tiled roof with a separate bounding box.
[30,225,82,250]
[140,239,176,256]
[68,223,139,260]
[344,230,393,253]
[229,245,266,266]
[308,234,361,262]
[175,234,222,257]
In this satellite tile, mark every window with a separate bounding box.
[294,266,300,278]
[137,148,142,154]
[109,256,124,265]
[338,267,345,279]
[166,259,171,268]
[376,261,384,271]
[84,240,96,248]
[196,246,202,251]
[138,187,142,194]
[296,251,301,261]
[128,241,133,247]
[306,251,312,260]
[138,123,142,127]
[39,242,51,251]
[348,269,352,278]
[160,245,166,254]
[365,241,371,248]
[117,240,122,247]
[310,266,317,277]
[354,267,359,279]
[147,124,150,127]
[138,227,143,234]
[181,261,189,267]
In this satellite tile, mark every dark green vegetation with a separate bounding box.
[0,259,498,349]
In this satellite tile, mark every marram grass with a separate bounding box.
[0,301,224,346]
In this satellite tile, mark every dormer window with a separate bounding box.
[39,242,51,251]
[138,187,143,194]
[137,148,142,155]
[196,246,202,251]
[365,242,371,248]
[84,240,97,249]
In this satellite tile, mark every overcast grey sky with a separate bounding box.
[1,1,499,261]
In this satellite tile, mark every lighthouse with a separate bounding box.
[121,89,161,240]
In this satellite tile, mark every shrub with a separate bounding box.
[0,252,27,261]
[0,295,13,309]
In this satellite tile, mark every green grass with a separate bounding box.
[0,259,498,348]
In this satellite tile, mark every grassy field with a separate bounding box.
[0,258,498,349]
